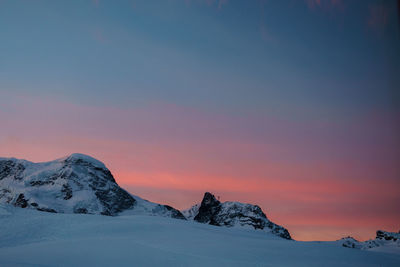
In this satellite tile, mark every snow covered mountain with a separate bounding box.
[1,154,399,265]
[338,230,400,252]
[0,153,184,219]
[182,192,292,240]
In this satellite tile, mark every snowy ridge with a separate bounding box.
[182,192,292,240]
[338,230,400,253]
[57,153,107,169]
[0,154,184,219]
[122,194,185,219]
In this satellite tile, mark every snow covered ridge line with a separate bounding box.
[0,153,185,219]
[339,230,400,250]
[182,192,292,240]
[1,153,291,239]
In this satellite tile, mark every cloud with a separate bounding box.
[1,92,399,241]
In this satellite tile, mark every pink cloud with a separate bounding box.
[1,92,399,241]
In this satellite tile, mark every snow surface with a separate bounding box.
[57,153,107,169]
[1,204,399,267]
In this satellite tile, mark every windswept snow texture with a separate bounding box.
[0,205,399,267]
[183,192,291,239]
[0,154,185,219]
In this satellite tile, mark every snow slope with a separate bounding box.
[0,204,399,267]
[121,194,185,219]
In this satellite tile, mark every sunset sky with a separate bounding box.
[1,0,399,241]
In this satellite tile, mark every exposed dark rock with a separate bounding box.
[37,207,57,213]
[14,194,28,208]
[74,208,88,214]
[30,180,55,186]
[192,192,292,240]
[61,184,73,200]
[376,230,399,242]
[164,205,186,220]
[0,160,25,181]
[95,187,136,216]
[194,192,221,223]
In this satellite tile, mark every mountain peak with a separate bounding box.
[1,154,186,220]
[60,153,107,169]
[202,192,219,205]
[194,192,221,224]
[0,155,134,215]
[186,192,292,239]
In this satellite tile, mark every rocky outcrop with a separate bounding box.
[164,205,186,220]
[194,192,222,225]
[0,160,25,181]
[376,230,399,241]
[339,230,400,250]
[184,192,291,240]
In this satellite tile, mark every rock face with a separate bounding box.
[183,192,292,240]
[194,192,222,225]
[0,153,185,219]
[376,230,400,241]
[339,230,400,250]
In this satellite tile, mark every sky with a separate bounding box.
[0,0,399,241]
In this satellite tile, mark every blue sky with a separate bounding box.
[1,0,399,115]
[0,0,399,240]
